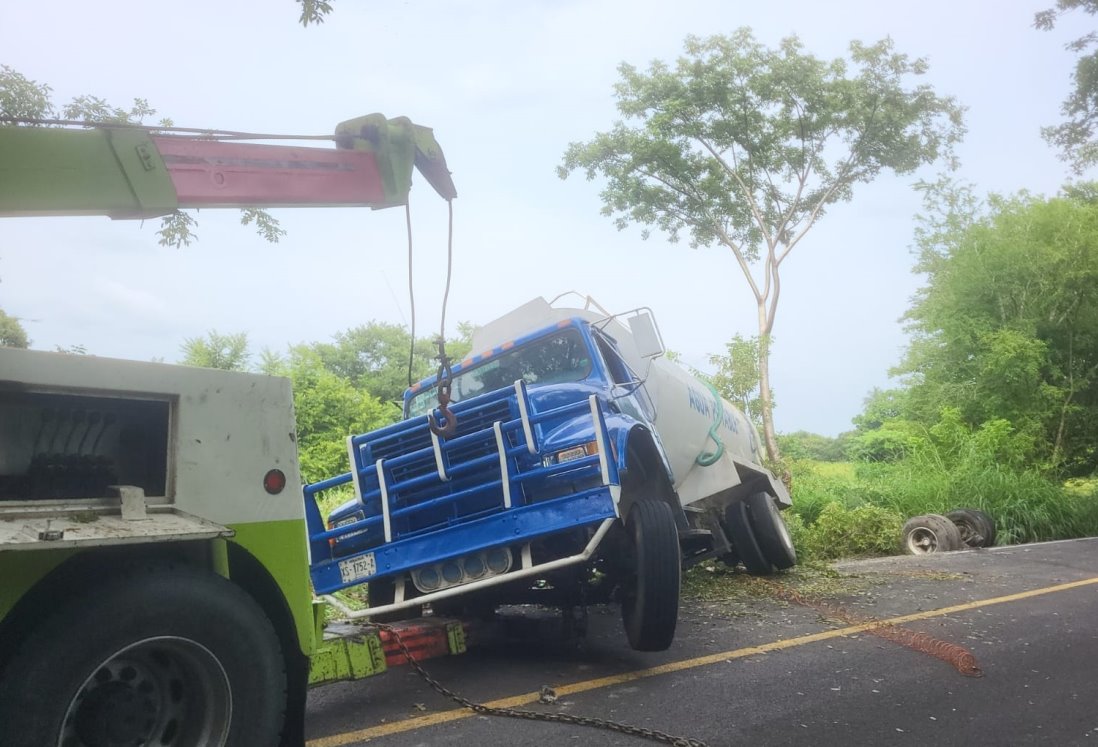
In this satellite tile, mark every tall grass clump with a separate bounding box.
[785,411,1098,557]
[787,459,861,524]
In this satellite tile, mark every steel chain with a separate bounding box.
[375,622,708,746]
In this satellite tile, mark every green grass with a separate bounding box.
[314,484,356,523]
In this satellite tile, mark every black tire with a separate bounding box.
[0,562,285,747]
[620,501,681,652]
[901,514,963,554]
[745,492,797,570]
[946,508,997,548]
[724,500,775,575]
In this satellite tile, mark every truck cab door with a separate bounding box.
[593,332,655,423]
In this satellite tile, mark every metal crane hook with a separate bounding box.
[429,356,458,439]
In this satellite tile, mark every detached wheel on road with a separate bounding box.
[724,500,775,575]
[0,563,286,747]
[621,500,681,652]
[745,492,797,570]
[946,508,997,548]
[901,514,963,554]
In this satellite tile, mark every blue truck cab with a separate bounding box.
[305,311,685,651]
[305,297,795,652]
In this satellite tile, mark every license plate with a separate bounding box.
[338,553,376,584]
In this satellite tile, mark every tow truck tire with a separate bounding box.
[0,563,285,747]
[745,492,797,570]
[946,508,997,548]
[901,514,963,554]
[724,500,776,576]
[621,501,681,652]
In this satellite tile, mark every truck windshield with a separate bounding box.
[406,327,592,418]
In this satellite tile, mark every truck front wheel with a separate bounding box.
[0,562,286,747]
[620,500,681,652]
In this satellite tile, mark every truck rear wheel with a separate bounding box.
[620,501,681,652]
[745,492,797,570]
[724,500,775,576]
[0,562,286,747]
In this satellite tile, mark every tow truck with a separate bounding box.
[0,114,795,747]
[0,114,470,747]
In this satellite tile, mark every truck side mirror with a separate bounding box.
[628,312,665,359]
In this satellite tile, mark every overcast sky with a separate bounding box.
[0,0,1085,435]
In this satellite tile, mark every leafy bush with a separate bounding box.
[844,419,928,462]
[787,460,860,524]
[778,431,847,462]
[795,502,903,561]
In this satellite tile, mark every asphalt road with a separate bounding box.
[305,538,1098,746]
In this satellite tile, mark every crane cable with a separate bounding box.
[404,197,458,437]
[429,200,457,437]
[405,201,417,389]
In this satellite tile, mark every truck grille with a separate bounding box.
[357,396,519,539]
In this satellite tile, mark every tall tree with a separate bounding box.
[294,320,475,407]
[180,330,251,372]
[707,334,764,426]
[897,185,1098,473]
[298,0,335,25]
[1036,0,1098,172]
[302,322,436,406]
[560,29,965,464]
[0,308,29,348]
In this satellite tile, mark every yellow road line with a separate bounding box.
[307,575,1098,747]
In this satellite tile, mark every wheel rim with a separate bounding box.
[955,518,981,546]
[905,527,941,554]
[59,636,231,747]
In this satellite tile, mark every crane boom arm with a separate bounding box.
[0,113,456,219]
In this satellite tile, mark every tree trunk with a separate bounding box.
[756,305,781,466]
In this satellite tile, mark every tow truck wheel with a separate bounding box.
[745,492,797,570]
[0,563,286,747]
[724,501,776,576]
[620,500,681,652]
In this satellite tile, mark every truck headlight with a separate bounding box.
[542,441,598,468]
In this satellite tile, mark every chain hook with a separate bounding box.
[429,338,458,438]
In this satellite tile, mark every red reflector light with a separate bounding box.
[263,469,287,495]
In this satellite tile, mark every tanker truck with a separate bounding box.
[310,294,796,652]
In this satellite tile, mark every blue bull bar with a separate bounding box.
[304,381,621,601]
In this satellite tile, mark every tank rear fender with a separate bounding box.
[733,460,792,508]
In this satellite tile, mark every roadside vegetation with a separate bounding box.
[780,456,1098,563]
[707,184,1098,564]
